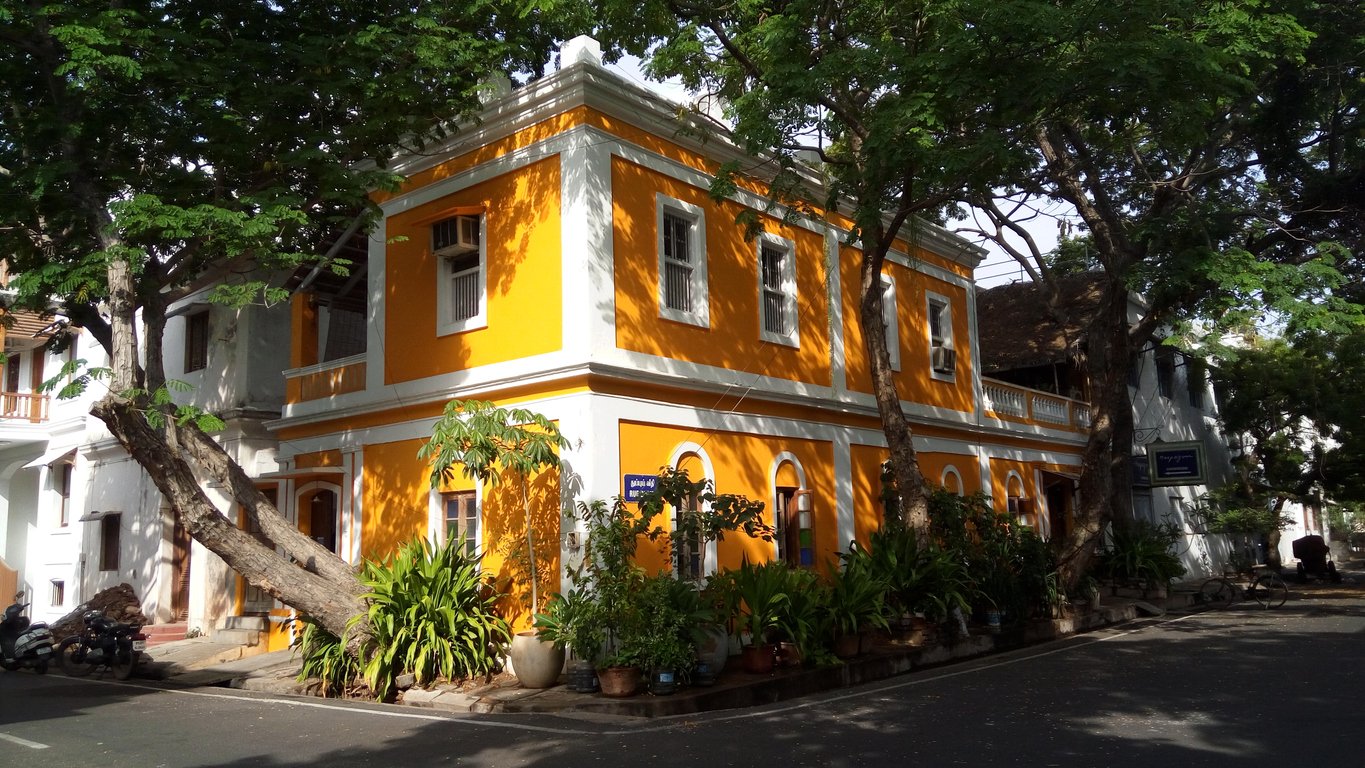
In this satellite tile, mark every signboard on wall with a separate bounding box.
[623,474,659,502]
[1131,454,1151,487]
[1147,441,1207,486]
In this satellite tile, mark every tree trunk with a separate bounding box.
[96,251,368,646]
[859,243,929,532]
[520,479,539,615]
[1056,282,1132,588]
[91,394,367,642]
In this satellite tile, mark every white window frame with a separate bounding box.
[757,232,798,347]
[880,274,901,372]
[926,291,955,381]
[940,465,964,496]
[768,452,810,564]
[656,194,709,327]
[667,442,717,579]
[435,214,487,336]
[1005,472,1026,518]
[428,486,482,560]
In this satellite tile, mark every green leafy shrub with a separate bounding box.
[826,545,890,637]
[626,574,701,673]
[775,567,830,658]
[1097,521,1188,588]
[866,525,972,622]
[293,620,362,698]
[728,558,792,646]
[351,536,510,701]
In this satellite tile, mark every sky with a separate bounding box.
[605,54,1065,289]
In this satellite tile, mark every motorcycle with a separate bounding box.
[1,593,54,674]
[56,608,147,680]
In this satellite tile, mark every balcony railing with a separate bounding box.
[983,379,1089,433]
[284,355,367,404]
[0,392,49,422]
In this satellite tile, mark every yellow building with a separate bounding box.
[265,38,1090,631]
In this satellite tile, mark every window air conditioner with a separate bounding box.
[433,215,480,257]
[931,345,956,373]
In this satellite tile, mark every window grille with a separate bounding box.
[662,212,694,312]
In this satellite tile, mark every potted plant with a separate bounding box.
[694,573,736,684]
[728,559,790,673]
[775,567,827,667]
[535,589,602,692]
[419,400,569,689]
[826,546,889,657]
[631,575,698,695]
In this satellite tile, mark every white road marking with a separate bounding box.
[0,732,50,749]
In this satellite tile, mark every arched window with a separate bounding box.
[940,465,964,496]
[769,453,811,567]
[1005,472,1032,525]
[668,442,715,579]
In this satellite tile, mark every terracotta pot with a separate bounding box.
[509,631,564,689]
[833,633,860,659]
[597,665,642,698]
[777,641,803,668]
[740,643,776,674]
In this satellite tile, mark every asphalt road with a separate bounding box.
[2,596,1361,767]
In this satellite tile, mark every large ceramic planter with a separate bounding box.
[597,666,642,698]
[695,623,730,674]
[509,631,564,689]
[740,643,776,674]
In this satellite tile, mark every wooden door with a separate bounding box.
[171,515,191,621]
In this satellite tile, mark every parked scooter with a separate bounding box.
[56,608,147,680]
[1,593,54,674]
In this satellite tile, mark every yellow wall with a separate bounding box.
[617,421,840,573]
[611,158,833,387]
[360,439,432,560]
[360,437,561,630]
[917,451,983,496]
[384,156,563,385]
[841,249,975,413]
[988,457,1037,515]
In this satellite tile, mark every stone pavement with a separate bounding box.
[137,564,1364,719]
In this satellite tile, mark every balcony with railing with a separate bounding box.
[284,354,367,404]
[983,378,1090,433]
[0,391,50,422]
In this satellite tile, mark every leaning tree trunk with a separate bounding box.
[96,250,368,646]
[859,244,930,533]
[91,395,368,644]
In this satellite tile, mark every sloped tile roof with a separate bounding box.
[975,273,1106,373]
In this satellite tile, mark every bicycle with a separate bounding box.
[1198,564,1290,609]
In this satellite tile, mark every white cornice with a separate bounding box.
[383,62,984,269]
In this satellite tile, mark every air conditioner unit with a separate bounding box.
[931,345,956,373]
[433,214,480,256]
